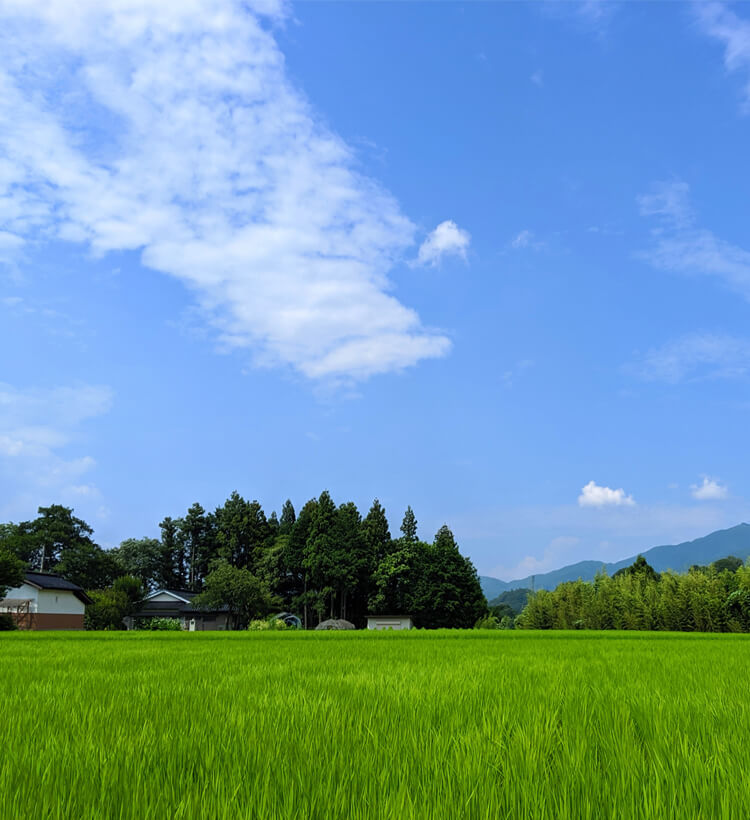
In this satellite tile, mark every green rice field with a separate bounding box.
[2,630,749,819]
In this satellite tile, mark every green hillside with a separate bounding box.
[481,523,750,596]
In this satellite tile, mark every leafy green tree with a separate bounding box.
[713,556,744,573]
[9,505,96,572]
[0,522,37,565]
[113,537,163,590]
[84,576,145,631]
[613,555,660,582]
[0,548,25,599]
[193,562,277,630]
[56,541,122,590]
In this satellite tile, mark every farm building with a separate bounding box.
[366,615,413,630]
[0,572,92,630]
[124,588,230,631]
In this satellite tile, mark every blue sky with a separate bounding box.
[2,0,750,580]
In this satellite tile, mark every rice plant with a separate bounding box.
[2,630,749,819]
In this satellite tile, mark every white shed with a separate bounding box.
[366,615,413,631]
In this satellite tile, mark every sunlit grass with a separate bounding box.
[2,630,749,819]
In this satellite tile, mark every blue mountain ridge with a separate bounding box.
[480,523,750,599]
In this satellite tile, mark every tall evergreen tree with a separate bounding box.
[400,506,418,544]
[159,516,183,589]
[286,499,316,626]
[420,525,487,628]
[215,494,272,574]
[362,499,392,564]
[304,491,338,621]
[279,500,296,535]
[179,503,216,591]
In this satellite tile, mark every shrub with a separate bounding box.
[248,617,290,631]
[0,613,17,631]
[136,617,183,631]
[474,615,500,630]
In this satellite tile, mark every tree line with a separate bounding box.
[515,555,750,632]
[0,494,487,629]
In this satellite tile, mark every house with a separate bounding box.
[366,615,413,631]
[0,572,92,630]
[124,588,230,631]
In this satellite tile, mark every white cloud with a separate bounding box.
[0,383,112,518]
[634,333,750,383]
[639,181,750,300]
[578,480,636,508]
[0,0,450,381]
[416,220,471,267]
[691,477,729,501]
[695,2,750,109]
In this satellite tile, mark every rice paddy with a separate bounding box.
[2,630,749,819]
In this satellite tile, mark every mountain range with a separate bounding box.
[480,523,750,600]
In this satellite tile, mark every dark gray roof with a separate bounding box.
[24,572,92,605]
[133,599,228,617]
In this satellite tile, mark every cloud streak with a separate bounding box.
[0,383,113,518]
[639,181,750,301]
[634,332,750,383]
[0,0,451,380]
[695,2,750,110]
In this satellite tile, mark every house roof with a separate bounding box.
[23,572,92,605]
[144,589,197,603]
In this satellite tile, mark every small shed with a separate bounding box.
[0,572,92,630]
[315,618,355,630]
[367,615,413,631]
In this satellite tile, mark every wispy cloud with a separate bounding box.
[0,383,113,518]
[634,332,750,383]
[510,229,535,249]
[0,0,451,381]
[578,480,636,508]
[695,1,750,110]
[691,476,729,501]
[416,220,471,267]
[639,181,750,300]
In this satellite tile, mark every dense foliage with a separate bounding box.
[0,493,486,629]
[516,556,750,632]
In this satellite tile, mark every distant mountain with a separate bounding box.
[480,523,750,597]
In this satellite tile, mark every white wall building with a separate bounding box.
[0,572,90,629]
[366,615,413,630]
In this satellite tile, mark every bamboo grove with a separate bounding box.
[516,556,750,632]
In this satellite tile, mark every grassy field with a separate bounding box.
[2,630,749,819]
